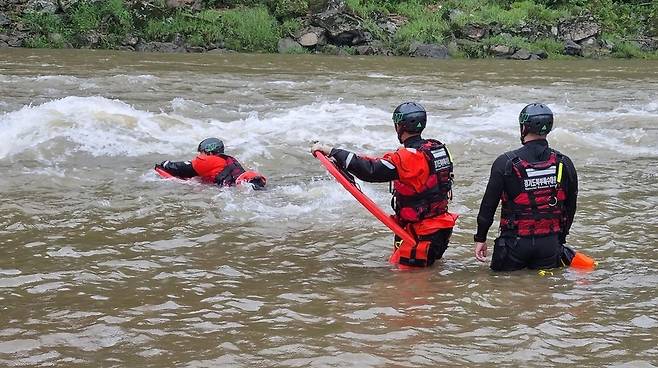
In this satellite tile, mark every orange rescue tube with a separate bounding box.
[570,252,597,270]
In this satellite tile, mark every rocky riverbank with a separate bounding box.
[1,0,657,59]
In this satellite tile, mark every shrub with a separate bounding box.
[68,0,134,47]
[589,0,652,38]
[269,0,309,19]
[611,40,645,58]
[220,6,280,52]
[21,12,70,48]
[143,10,224,44]
[281,18,303,37]
[393,10,450,51]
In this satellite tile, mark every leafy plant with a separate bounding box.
[269,0,309,19]
[220,6,280,52]
[21,12,70,48]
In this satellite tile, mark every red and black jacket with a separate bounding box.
[157,154,247,186]
[329,135,453,224]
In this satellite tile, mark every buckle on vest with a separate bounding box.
[548,196,558,207]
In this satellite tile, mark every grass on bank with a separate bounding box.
[15,0,658,58]
[144,7,279,51]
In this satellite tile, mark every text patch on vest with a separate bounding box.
[430,148,451,171]
[523,166,557,190]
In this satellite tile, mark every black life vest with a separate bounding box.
[392,139,453,223]
[500,150,566,237]
[214,155,246,186]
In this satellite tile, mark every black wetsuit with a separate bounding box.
[475,139,578,271]
[329,135,453,265]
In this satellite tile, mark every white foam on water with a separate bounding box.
[1,96,656,163]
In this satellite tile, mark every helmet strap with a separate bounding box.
[395,123,405,143]
[520,125,529,144]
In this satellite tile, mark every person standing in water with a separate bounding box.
[473,103,583,271]
[312,102,458,267]
[156,137,266,189]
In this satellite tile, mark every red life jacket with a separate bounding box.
[384,139,453,224]
[191,154,245,186]
[500,150,566,237]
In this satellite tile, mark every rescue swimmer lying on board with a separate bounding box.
[312,102,459,268]
[155,137,267,189]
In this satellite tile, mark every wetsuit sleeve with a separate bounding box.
[560,156,578,244]
[474,155,508,242]
[157,160,198,179]
[329,148,398,183]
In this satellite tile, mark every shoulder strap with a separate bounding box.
[503,151,521,176]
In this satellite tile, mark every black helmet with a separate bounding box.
[197,137,224,155]
[519,103,553,136]
[392,102,427,134]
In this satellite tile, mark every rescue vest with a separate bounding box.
[191,154,245,186]
[500,150,566,237]
[387,139,453,224]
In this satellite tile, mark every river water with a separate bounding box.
[1,49,657,367]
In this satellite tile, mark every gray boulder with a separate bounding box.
[490,44,514,57]
[558,15,600,42]
[165,0,202,10]
[277,37,302,53]
[310,1,368,45]
[409,42,449,58]
[25,0,57,13]
[373,13,407,36]
[0,12,11,27]
[564,39,583,56]
[460,23,489,41]
[136,41,186,53]
[296,26,327,47]
[509,48,531,60]
[3,31,28,47]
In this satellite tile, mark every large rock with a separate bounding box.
[277,37,301,53]
[459,23,489,41]
[2,31,28,47]
[373,13,406,36]
[409,42,449,58]
[165,0,201,9]
[310,1,368,45]
[136,41,186,53]
[0,12,10,27]
[296,26,327,47]
[558,15,600,42]
[637,37,658,52]
[509,48,531,60]
[25,0,57,13]
[564,39,583,56]
[354,41,391,56]
[490,44,514,57]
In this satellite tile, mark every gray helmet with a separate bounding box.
[392,102,427,134]
[519,103,553,135]
[197,137,224,155]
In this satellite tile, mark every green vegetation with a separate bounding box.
[10,0,658,58]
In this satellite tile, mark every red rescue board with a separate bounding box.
[313,151,416,248]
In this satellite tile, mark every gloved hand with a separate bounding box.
[311,141,333,156]
[155,160,170,170]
